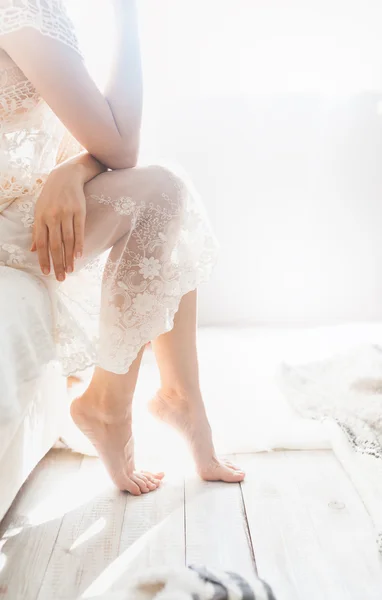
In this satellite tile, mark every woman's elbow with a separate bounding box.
[122,149,139,169]
[102,146,139,170]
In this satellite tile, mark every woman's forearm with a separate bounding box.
[104,0,143,163]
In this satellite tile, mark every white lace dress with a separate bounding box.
[0,0,218,379]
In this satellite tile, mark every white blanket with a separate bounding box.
[0,266,67,520]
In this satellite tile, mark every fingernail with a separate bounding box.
[43,268,50,275]
[58,274,65,282]
[67,266,73,274]
[76,251,82,259]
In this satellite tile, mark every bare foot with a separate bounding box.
[149,391,245,483]
[71,394,164,495]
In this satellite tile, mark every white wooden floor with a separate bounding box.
[0,448,381,600]
[3,325,382,599]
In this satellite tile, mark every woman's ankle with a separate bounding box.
[157,384,203,406]
[74,380,132,423]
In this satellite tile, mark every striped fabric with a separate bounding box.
[104,565,277,599]
[189,566,276,600]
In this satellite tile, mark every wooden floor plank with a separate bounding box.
[241,451,382,600]
[3,447,382,600]
[37,456,127,600]
[0,450,82,600]
[80,468,185,598]
[185,473,256,582]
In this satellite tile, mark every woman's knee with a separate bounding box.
[85,164,189,226]
[144,165,188,215]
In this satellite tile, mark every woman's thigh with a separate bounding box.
[0,164,185,277]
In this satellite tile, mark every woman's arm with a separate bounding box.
[32,152,107,280]
[104,0,143,157]
[61,151,107,188]
[1,1,142,169]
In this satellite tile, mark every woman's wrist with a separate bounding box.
[54,152,107,185]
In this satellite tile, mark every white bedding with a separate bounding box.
[0,267,66,520]
[0,267,55,422]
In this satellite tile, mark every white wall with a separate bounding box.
[142,93,382,326]
[72,0,382,326]
[138,0,382,326]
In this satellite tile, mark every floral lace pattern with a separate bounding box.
[15,196,34,227]
[0,242,32,267]
[0,0,81,56]
[0,0,82,211]
[95,194,136,217]
[0,1,219,381]
[55,167,219,375]
[0,164,219,377]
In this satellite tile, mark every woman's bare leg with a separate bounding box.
[71,350,164,495]
[65,164,225,492]
[150,290,245,483]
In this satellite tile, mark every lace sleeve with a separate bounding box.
[0,0,82,57]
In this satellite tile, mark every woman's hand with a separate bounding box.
[31,152,106,281]
[31,163,86,281]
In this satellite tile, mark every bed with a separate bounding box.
[0,267,67,521]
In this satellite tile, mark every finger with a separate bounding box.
[35,223,50,275]
[73,209,85,260]
[62,216,75,274]
[48,222,65,282]
[30,223,37,252]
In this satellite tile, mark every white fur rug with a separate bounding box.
[278,344,382,553]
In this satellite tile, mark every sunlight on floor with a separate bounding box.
[27,459,111,526]
[70,518,107,552]
[81,507,184,598]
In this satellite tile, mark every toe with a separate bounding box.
[221,465,246,483]
[222,459,245,474]
[199,462,246,483]
[133,474,150,493]
[224,460,242,470]
[228,471,246,483]
[142,473,161,489]
[142,471,164,485]
[145,477,158,491]
[121,478,141,496]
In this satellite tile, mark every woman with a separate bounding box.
[0,0,245,494]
